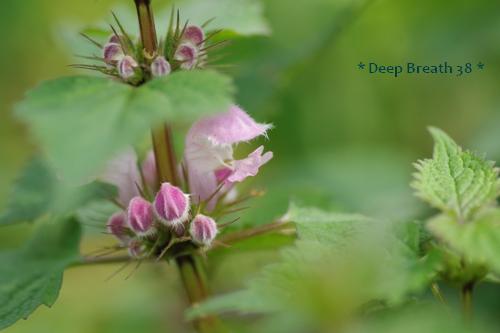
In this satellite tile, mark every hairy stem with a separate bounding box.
[461,282,474,321]
[133,1,218,332]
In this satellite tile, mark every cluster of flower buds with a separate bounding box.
[76,12,217,85]
[106,182,219,259]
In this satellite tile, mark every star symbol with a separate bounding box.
[477,62,485,70]
[358,62,365,70]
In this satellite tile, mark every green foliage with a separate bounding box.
[0,217,81,330]
[428,209,500,275]
[0,158,55,225]
[412,127,499,222]
[0,158,117,226]
[188,205,438,330]
[15,71,233,185]
[170,0,270,35]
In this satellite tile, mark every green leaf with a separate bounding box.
[0,157,118,225]
[16,71,233,185]
[145,70,234,122]
[188,206,437,326]
[168,0,270,36]
[0,158,55,225]
[0,217,81,330]
[286,203,373,245]
[427,208,500,275]
[412,127,499,222]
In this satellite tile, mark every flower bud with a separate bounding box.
[106,211,129,243]
[127,238,147,259]
[118,55,139,80]
[127,196,156,237]
[103,43,124,64]
[108,34,121,44]
[174,43,197,69]
[151,56,171,77]
[189,214,217,246]
[153,182,190,226]
[183,25,205,45]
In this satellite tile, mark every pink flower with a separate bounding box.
[151,56,171,77]
[189,214,217,246]
[106,211,129,243]
[118,55,139,79]
[103,42,124,64]
[153,182,190,226]
[101,148,158,206]
[127,196,156,237]
[184,105,273,210]
[182,25,205,46]
[174,43,197,69]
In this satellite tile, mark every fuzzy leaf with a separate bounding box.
[0,217,81,329]
[428,209,500,274]
[412,127,499,221]
[188,206,437,326]
[16,71,233,185]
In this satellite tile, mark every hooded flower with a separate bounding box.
[184,105,273,210]
[101,147,157,207]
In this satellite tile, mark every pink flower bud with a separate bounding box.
[174,43,197,69]
[151,56,171,77]
[103,42,124,64]
[127,238,147,259]
[189,214,217,246]
[118,55,139,79]
[153,183,190,226]
[108,34,121,44]
[106,211,129,243]
[127,196,156,237]
[183,25,205,45]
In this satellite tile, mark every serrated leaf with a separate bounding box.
[428,208,500,274]
[412,127,499,222]
[0,217,81,329]
[188,206,438,327]
[16,71,233,185]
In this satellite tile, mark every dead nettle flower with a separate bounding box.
[153,182,190,226]
[183,25,205,46]
[106,211,129,243]
[184,105,273,210]
[174,43,198,70]
[103,42,124,64]
[127,196,156,237]
[151,56,171,77]
[189,214,218,246]
[118,55,140,80]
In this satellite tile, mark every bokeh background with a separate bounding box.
[1,0,499,332]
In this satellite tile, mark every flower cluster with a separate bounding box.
[102,105,272,259]
[77,13,212,85]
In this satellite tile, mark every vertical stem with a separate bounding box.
[134,0,157,54]
[133,2,220,332]
[461,282,474,321]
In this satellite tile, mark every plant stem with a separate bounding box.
[132,1,219,332]
[461,282,474,321]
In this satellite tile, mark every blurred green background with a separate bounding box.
[1,0,499,332]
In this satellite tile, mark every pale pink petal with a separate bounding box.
[101,147,142,207]
[227,146,273,183]
[186,105,272,146]
[141,150,157,191]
